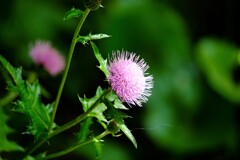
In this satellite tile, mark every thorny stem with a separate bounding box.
[48,8,91,132]
[50,88,111,138]
[24,8,91,158]
[24,88,111,157]
[46,131,110,159]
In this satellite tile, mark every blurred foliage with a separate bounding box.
[0,55,53,141]
[0,107,23,152]
[1,0,240,159]
[196,38,240,103]
[0,0,71,64]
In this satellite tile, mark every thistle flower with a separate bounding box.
[29,40,65,76]
[108,50,153,106]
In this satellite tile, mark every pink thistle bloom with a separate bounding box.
[29,41,65,76]
[108,50,153,106]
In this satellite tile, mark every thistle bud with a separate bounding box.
[83,0,102,11]
[107,120,120,135]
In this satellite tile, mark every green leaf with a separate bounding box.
[196,38,240,103]
[90,33,111,40]
[63,8,84,21]
[117,123,137,148]
[90,42,110,77]
[0,107,24,152]
[23,153,47,160]
[0,55,24,87]
[77,117,93,142]
[93,138,103,159]
[16,82,53,140]
[104,99,137,148]
[0,55,53,140]
[77,33,111,45]
[106,92,129,110]
[23,156,35,160]
[78,86,108,123]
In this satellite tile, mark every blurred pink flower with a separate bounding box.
[29,41,65,76]
[108,50,153,106]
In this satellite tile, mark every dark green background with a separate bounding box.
[1,0,240,159]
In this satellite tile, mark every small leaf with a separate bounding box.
[63,8,84,21]
[93,138,103,159]
[78,86,108,123]
[77,33,111,45]
[117,123,137,148]
[77,36,90,45]
[90,33,111,40]
[77,117,93,142]
[93,103,108,122]
[90,42,110,77]
[106,92,129,110]
[114,98,129,110]
[0,107,24,152]
[104,99,137,148]
[0,55,24,87]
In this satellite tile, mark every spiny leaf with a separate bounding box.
[16,82,53,140]
[104,99,137,148]
[93,138,103,159]
[63,8,84,21]
[0,55,24,87]
[77,33,111,45]
[0,55,53,140]
[77,117,93,142]
[78,86,108,123]
[0,107,24,151]
[90,33,111,40]
[106,92,129,110]
[90,42,109,77]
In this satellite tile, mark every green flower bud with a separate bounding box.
[83,0,102,11]
[107,120,120,135]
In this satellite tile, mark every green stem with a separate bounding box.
[49,88,111,138]
[0,92,18,107]
[49,8,91,132]
[24,139,45,156]
[46,131,110,159]
[24,88,111,157]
